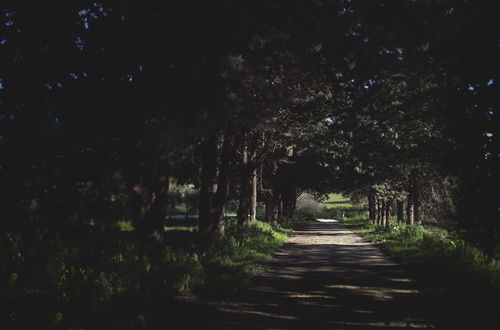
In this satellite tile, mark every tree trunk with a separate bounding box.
[237,145,250,227]
[269,173,281,222]
[149,171,169,242]
[198,137,218,239]
[397,200,404,223]
[247,133,259,222]
[209,132,235,236]
[368,189,376,222]
[130,164,169,242]
[406,195,414,225]
[376,198,382,225]
[280,186,295,218]
[381,200,386,227]
[249,168,257,221]
[130,183,152,232]
[197,132,235,249]
[264,192,274,222]
[413,175,420,223]
[261,162,275,222]
[210,178,229,236]
[273,186,280,221]
[407,172,418,224]
[385,199,392,228]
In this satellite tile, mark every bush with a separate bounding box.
[160,247,204,294]
[388,223,425,244]
[199,219,290,297]
[295,192,324,214]
[0,216,293,328]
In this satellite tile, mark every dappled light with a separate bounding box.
[1,1,498,328]
[190,220,432,329]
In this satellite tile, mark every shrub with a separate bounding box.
[0,216,294,328]
[160,247,204,294]
[388,223,425,243]
[296,192,324,214]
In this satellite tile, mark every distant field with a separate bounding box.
[323,193,352,209]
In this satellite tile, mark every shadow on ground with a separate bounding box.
[154,222,493,330]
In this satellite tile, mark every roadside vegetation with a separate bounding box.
[0,216,292,329]
[2,1,497,329]
[331,195,500,328]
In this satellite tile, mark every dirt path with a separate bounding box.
[174,220,436,329]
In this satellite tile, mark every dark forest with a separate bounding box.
[0,1,498,329]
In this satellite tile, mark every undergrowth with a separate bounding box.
[0,218,292,329]
[341,212,500,288]
[200,220,290,297]
[340,210,500,328]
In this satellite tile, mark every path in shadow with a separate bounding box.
[164,221,439,329]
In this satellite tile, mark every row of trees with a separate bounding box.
[1,0,498,254]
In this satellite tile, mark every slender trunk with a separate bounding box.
[368,189,376,222]
[210,178,229,236]
[209,132,235,235]
[376,198,381,225]
[272,187,280,221]
[287,194,296,217]
[381,200,386,227]
[130,166,169,242]
[280,186,294,218]
[406,195,414,225]
[149,171,169,241]
[413,176,420,223]
[198,137,218,238]
[247,133,259,222]
[250,168,257,221]
[281,193,288,218]
[397,200,404,223]
[237,145,250,227]
[271,174,281,221]
[260,161,275,223]
[385,199,392,228]
[152,175,169,221]
[130,183,152,232]
[407,172,418,225]
[264,192,274,222]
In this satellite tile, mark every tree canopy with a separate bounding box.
[1,0,499,327]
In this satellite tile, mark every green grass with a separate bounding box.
[116,218,292,298]
[1,216,293,329]
[118,218,198,232]
[341,212,500,288]
[340,208,500,329]
[117,220,134,231]
[199,219,291,297]
[323,193,353,209]
[164,217,198,232]
[118,217,240,233]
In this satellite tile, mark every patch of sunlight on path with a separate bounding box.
[190,219,436,329]
[316,218,338,222]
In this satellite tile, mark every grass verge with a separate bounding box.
[340,208,500,329]
[198,219,291,297]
